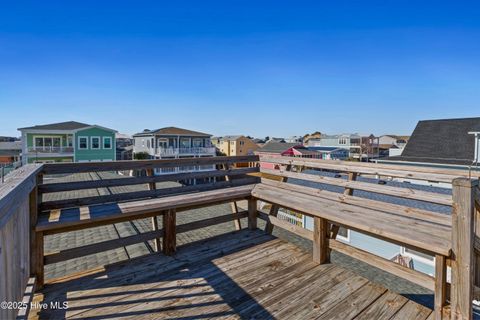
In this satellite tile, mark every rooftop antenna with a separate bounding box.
[468,131,480,179]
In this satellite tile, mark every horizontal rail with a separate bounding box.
[40,176,259,211]
[261,179,452,226]
[260,156,467,183]
[44,210,248,265]
[262,168,452,206]
[41,155,259,174]
[39,167,258,194]
[257,211,435,291]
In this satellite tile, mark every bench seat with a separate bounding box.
[36,184,255,235]
[251,183,452,256]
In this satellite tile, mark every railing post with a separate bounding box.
[265,164,291,234]
[163,209,176,256]
[248,198,257,230]
[313,216,330,264]
[434,254,447,319]
[30,173,44,288]
[450,177,477,320]
[146,168,161,252]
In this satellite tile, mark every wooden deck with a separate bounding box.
[30,230,433,320]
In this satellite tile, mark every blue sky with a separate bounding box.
[1,1,479,138]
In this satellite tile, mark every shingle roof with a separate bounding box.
[18,121,90,131]
[386,117,480,165]
[257,141,300,154]
[133,127,211,137]
[0,141,22,150]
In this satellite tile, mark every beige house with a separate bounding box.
[211,135,259,158]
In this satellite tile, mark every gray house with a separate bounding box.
[307,133,379,160]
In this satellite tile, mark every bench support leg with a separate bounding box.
[331,172,357,239]
[163,209,176,256]
[265,204,279,234]
[33,231,44,289]
[313,217,329,264]
[151,216,161,252]
[248,198,257,230]
[434,254,447,320]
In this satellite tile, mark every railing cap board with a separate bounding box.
[260,156,475,183]
[41,155,259,174]
[0,164,43,227]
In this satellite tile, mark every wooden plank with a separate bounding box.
[41,155,259,174]
[32,231,44,289]
[163,209,176,255]
[248,198,257,230]
[264,164,291,234]
[40,176,259,211]
[37,184,255,235]
[261,168,452,206]
[260,156,468,183]
[38,167,259,193]
[391,300,433,320]
[355,290,408,320]
[252,184,452,256]
[15,277,35,320]
[329,239,436,291]
[261,178,452,227]
[435,254,447,320]
[43,210,249,265]
[450,178,476,320]
[313,216,329,264]
[29,174,41,283]
[223,163,241,230]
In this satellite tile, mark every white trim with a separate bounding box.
[78,136,89,150]
[90,136,101,149]
[336,228,350,242]
[401,247,435,266]
[75,125,117,133]
[103,136,112,149]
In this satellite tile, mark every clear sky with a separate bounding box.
[1,1,479,138]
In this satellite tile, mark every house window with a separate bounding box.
[147,140,150,148]
[67,136,73,147]
[180,138,190,148]
[338,138,347,145]
[193,138,203,147]
[336,227,350,242]
[34,137,44,147]
[78,137,88,149]
[91,137,100,149]
[103,137,112,149]
[142,139,145,147]
[402,247,434,265]
[158,139,168,149]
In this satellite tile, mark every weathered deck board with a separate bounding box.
[30,229,433,320]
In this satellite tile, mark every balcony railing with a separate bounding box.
[27,146,74,154]
[1,155,480,319]
[156,147,216,156]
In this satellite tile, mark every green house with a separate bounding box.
[18,121,117,164]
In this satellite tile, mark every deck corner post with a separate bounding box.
[30,173,44,288]
[248,198,257,230]
[450,177,477,320]
[313,216,330,264]
[163,209,176,256]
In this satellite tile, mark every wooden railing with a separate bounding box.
[1,155,479,319]
[257,156,479,320]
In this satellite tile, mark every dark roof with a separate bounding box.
[386,117,480,165]
[257,141,300,154]
[18,121,90,131]
[307,146,348,152]
[133,127,211,137]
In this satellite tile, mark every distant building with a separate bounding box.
[306,146,349,160]
[378,135,410,158]
[378,117,480,171]
[133,127,215,175]
[284,136,303,144]
[0,141,22,164]
[18,121,117,164]
[211,135,259,156]
[307,133,379,160]
[0,136,18,142]
[116,133,133,161]
[255,141,303,169]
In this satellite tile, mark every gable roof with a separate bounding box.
[133,127,211,137]
[387,117,480,165]
[257,141,300,154]
[19,121,90,131]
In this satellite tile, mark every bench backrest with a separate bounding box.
[38,155,260,211]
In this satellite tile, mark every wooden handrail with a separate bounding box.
[260,156,472,183]
[41,155,259,174]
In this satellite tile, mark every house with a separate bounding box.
[132,127,216,175]
[18,121,117,164]
[377,117,480,170]
[378,135,410,158]
[306,146,349,160]
[116,133,134,161]
[0,141,22,164]
[256,141,303,169]
[284,136,303,144]
[307,133,379,160]
[211,135,259,157]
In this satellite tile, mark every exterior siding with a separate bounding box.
[74,127,116,162]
